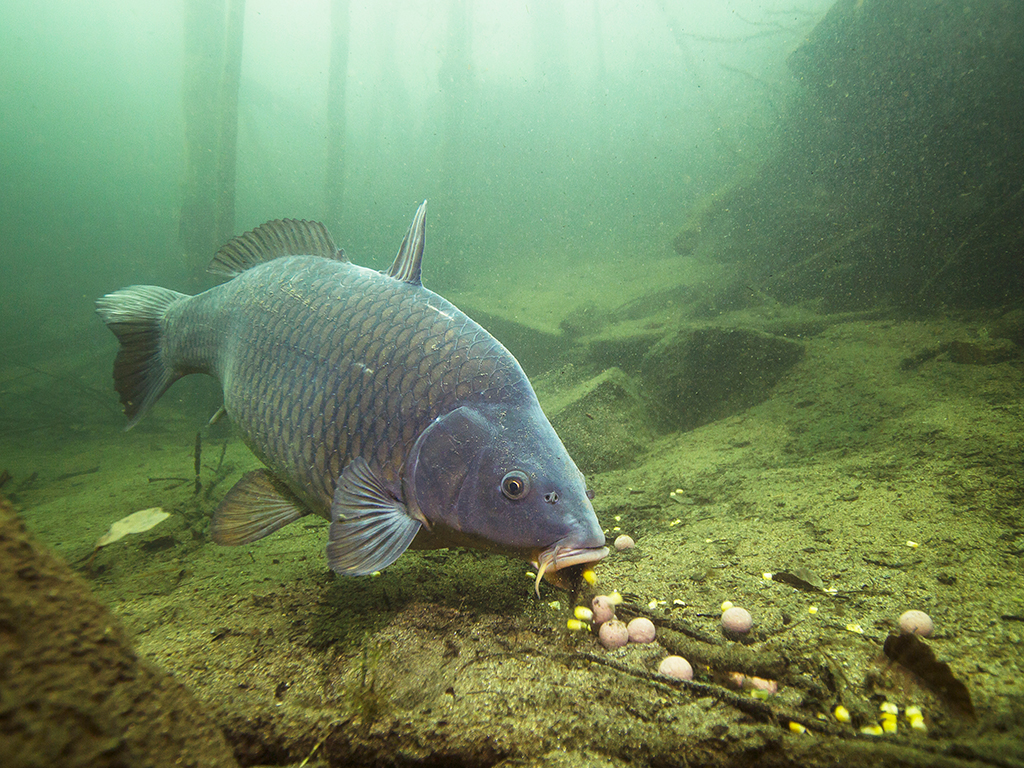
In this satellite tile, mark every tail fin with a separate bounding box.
[95,286,189,429]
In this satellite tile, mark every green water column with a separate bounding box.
[180,0,245,290]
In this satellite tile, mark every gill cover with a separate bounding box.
[405,405,494,536]
[404,402,604,569]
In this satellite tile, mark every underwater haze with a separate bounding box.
[3,1,1024,767]
[0,0,825,365]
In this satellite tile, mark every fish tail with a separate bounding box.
[96,285,189,429]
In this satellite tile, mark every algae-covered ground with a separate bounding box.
[2,293,1023,766]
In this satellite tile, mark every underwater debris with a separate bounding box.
[90,507,171,564]
[193,431,202,495]
[54,466,100,482]
[900,339,1020,371]
[770,569,826,593]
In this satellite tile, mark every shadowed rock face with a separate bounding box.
[0,493,238,768]
[639,326,805,432]
[526,319,805,474]
[672,1,1024,313]
[538,366,657,474]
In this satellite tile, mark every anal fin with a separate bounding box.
[326,457,425,576]
[211,469,310,545]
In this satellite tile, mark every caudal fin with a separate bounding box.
[96,285,188,428]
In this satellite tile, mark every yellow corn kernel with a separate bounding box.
[808,605,818,614]
[907,706,925,730]
[833,705,851,723]
[608,591,624,605]
[788,721,807,734]
[582,569,597,585]
[566,618,587,631]
[721,600,734,612]
[881,716,897,734]
[860,724,883,737]
[574,606,594,621]
[880,702,899,715]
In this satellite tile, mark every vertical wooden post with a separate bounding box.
[438,0,472,219]
[180,0,246,289]
[325,0,350,228]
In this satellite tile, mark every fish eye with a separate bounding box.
[500,471,530,500]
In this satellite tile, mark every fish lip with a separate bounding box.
[530,543,610,595]
[532,544,610,572]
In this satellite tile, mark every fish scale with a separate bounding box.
[208,255,513,504]
[97,202,607,589]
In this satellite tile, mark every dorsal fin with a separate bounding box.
[209,219,345,277]
[386,200,426,286]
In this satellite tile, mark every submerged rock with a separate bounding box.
[538,366,656,472]
[640,326,805,432]
[0,493,237,768]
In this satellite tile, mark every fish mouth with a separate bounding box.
[531,543,610,596]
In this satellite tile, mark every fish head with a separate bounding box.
[405,403,608,590]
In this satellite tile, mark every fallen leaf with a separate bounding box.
[95,507,170,548]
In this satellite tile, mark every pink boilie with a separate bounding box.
[627,617,656,644]
[658,655,693,680]
[899,609,934,637]
[721,606,753,635]
[598,619,629,649]
[591,595,616,625]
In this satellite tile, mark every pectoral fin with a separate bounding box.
[211,469,310,545]
[326,457,425,576]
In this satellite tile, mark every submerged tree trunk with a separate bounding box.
[180,0,246,290]
[325,0,350,228]
[439,0,472,210]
